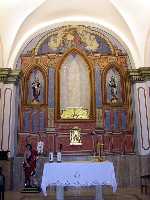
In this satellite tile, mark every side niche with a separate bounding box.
[103,65,125,106]
[27,68,45,105]
[19,66,48,133]
[106,68,122,104]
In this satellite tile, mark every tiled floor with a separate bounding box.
[4,187,150,200]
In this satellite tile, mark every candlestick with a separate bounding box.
[57,152,62,162]
[60,144,63,152]
[49,152,54,162]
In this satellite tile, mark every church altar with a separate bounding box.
[41,161,117,200]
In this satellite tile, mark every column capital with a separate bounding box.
[0,68,22,84]
[127,67,150,83]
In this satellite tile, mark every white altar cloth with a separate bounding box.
[41,161,117,196]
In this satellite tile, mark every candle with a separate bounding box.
[49,152,54,162]
[57,152,62,162]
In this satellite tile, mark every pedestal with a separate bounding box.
[55,185,103,200]
[56,186,64,200]
[95,185,103,200]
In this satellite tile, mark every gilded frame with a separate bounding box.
[55,48,96,122]
[22,65,48,106]
[19,64,48,132]
[102,63,127,106]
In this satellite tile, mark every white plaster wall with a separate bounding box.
[0,84,17,157]
[133,82,150,155]
[0,38,3,67]
[0,83,3,149]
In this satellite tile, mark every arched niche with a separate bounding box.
[55,48,95,121]
[102,64,126,105]
[23,66,47,106]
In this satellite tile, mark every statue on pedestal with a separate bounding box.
[23,144,38,188]
[32,78,40,103]
[108,75,118,103]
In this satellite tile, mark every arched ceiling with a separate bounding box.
[0,0,150,68]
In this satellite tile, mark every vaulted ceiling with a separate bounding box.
[0,0,150,68]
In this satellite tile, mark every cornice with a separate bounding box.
[0,68,22,84]
[127,67,150,82]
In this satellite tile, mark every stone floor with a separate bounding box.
[4,187,150,200]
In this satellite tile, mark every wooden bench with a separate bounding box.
[141,174,150,194]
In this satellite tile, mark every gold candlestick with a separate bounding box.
[96,142,104,162]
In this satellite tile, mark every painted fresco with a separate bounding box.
[37,26,113,55]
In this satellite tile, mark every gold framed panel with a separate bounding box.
[102,62,127,106]
[22,64,48,106]
[55,48,96,122]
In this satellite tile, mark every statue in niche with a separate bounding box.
[32,78,40,103]
[108,75,118,103]
[27,69,44,105]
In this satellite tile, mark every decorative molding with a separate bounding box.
[0,68,22,84]
[1,88,12,150]
[137,87,150,150]
[128,67,150,82]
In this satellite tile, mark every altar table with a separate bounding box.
[41,161,117,200]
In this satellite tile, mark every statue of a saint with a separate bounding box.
[32,78,40,103]
[108,75,118,103]
[23,144,38,188]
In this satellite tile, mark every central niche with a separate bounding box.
[57,49,94,120]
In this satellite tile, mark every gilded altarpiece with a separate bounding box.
[17,25,134,155]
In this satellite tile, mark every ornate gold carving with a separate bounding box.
[70,127,82,145]
[61,107,89,119]
[55,48,96,121]
[48,108,54,127]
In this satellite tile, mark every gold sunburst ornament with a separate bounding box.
[70,127,82,145]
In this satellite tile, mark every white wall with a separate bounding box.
[133,82,150,155]
[0,84,17,156]
[0,0,150,68]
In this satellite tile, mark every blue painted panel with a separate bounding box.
[95,66,102,107]
[114,111,119,129]
[39,112,45,131]
[48,68,55,107]
[122,112,127,129]
[23,111,30,132]
[105,111,111,130]
[32,112,37,132]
